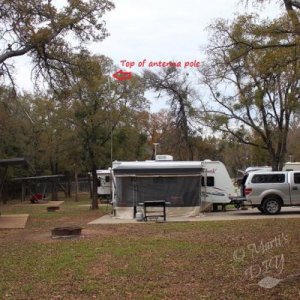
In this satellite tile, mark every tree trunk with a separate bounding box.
[74,170,79,202]
[270,137,288,171]
[0,166,8,204]
[271,154,285,171]
[51,179,58,201]
[91,167,99,209]
[177,96,194,160]
[67,178,71,198]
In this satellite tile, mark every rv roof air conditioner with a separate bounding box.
[155,155,173,161]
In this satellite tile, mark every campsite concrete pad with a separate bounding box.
[79,204,111,207]
[0,214,29,229]
[88,207,300,224]
[89,214,138,224]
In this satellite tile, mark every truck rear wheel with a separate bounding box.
[257,205,264,213]
[262,197,282,215]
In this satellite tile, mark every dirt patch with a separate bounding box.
[0,226,123,244]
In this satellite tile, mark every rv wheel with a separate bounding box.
[262,197,281,215]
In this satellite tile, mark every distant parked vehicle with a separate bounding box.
[283,162,300,171]
[96,169,112,199]
[244,166,272,173]
[244,171,300,214]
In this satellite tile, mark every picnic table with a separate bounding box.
[138,200,170,221]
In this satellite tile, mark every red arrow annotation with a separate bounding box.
[112,69,132,81]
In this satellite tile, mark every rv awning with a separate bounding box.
[11,175,65,182]
[113,163,203,176]
[0,158,28,167]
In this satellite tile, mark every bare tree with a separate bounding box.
[143,67,197,160]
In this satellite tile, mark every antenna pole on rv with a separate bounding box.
[107,75,113,165]
[153,143,159,159]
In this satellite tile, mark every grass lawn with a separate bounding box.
[0,197,299,299]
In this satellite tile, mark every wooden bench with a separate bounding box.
[142,200,167,222]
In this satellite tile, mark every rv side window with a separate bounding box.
[294,173,300,184]
[105,176,110,183]
[252,174,285,183]
[201,176,214,187]
[97,179,101,187]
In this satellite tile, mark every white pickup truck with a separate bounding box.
[244,171,300,214]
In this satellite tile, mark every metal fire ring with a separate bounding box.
[51,226,82,239]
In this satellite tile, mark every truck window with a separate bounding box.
[201,176,215,187]
[252,174,285,183]
[294,173,300,184]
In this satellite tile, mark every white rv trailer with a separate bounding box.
[244,166,272,173]
[111,160,203,218]
[111,159,235,218]
[96,169,112,198]
[241,163,300,172]
[200,160,235,204]
[283,162,300,171]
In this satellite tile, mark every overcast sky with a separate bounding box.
[94,0,280,68]
[13,0,281,111]
[97,1,243,65]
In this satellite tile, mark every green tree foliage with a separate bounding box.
[0,53,149,207]
[0,87,27,158]
[137,110,179,159]
[0,88,77,176]
[286,115,300,160]
[138,109,220,161]
[200,13,300,170]
[60,54,148,208]
[112,126,148,161]
[243,0,300,48]
[23,94,73,175]
[0,0,114,86]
